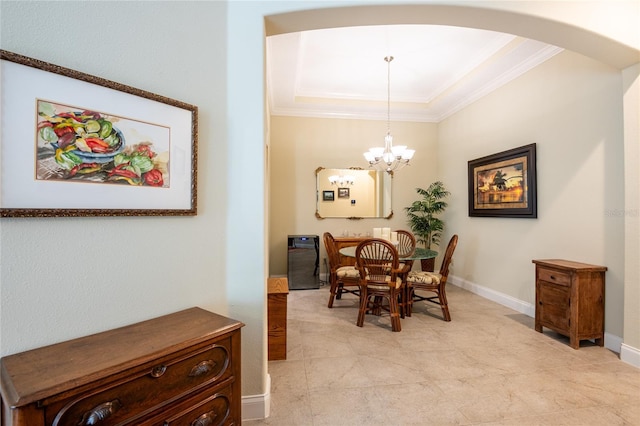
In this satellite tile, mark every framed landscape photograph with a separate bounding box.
[468,143,537,218]
[0,50,198,217]
[323,190,335,201]
[338,188,350,199]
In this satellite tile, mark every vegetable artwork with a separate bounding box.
[37,101,167,187]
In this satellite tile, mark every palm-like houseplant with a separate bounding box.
[405,181,450,271]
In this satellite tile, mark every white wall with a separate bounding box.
[439,49,625,337]
[0,0,266,397]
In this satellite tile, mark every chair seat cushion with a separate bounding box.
[365,275,403,290]
[337,266,360,279]
[407,271,442,285]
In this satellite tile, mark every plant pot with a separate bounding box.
[421,257,435,272]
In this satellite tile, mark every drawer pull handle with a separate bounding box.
[191,411,217,426]
[151,364,167,378]
[79,399,122,425]
[189,360,215,377]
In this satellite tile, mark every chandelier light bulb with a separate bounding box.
[328,174,355,186]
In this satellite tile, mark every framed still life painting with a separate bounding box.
[0,50,198,217]
[468,143,537,218]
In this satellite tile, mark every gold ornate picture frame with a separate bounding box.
[1,50,198,217]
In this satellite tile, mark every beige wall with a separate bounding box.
[439,49,625,338]
[269,116,438,275]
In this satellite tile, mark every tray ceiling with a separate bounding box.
[266,25,563,123]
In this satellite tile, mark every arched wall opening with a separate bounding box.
[259,2,640,387]
[265,4,639,70]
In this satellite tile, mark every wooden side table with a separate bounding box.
[533,259,607,349]
[267,276,289,360]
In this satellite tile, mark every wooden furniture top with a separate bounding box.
[268,276,290,294]
[333,236,368,244]
[0,307,244,408]
[532,259,607,272]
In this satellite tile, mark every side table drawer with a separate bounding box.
[537,267,571,287]
[162,383,233,426]
[45,339,231,425]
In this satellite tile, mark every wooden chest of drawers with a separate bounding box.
[533,259,606,349]
[1,308,244,425]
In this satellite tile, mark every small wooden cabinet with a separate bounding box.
[1,308,244,425]
[267,276,289,361]
[533,259,607,349]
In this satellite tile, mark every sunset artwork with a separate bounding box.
[36,100,170,188]
[476,162,526,206]
[468,144,536,218]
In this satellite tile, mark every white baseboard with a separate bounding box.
[449,275,535,317]
[242,373,271,421]
[605,333,623,355]
[621,343,640,368]
[448,275,625,355]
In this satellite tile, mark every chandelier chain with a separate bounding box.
[386,56,393,135]
[363,55,415,172]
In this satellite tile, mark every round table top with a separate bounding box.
[339,245,437,260]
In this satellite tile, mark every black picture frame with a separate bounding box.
[323,190,335,201]
[468,143,537,218]
[338,188,350,199]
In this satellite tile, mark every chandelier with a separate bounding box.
[328,174,355,186]
[363,56,415,172]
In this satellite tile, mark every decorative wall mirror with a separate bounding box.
[315,167,393,219]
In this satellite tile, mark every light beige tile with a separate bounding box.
[304,356,374,391]
[244,389,314,425]
[257,284,639,425]
[308,387,391,426]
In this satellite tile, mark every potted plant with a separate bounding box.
[405,181,450,271]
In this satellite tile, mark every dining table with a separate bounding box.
[338,245,438,262]
[338,244,438,319]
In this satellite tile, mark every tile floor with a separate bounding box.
[245,284,640,425]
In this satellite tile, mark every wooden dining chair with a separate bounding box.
[395,229,416,272]
[395,229,416,317]
[355,238,404,332]
[324,232,360,308]
[405,234,458,321]
[395,230,417,259]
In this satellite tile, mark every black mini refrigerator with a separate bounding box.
[287,235,320,290]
